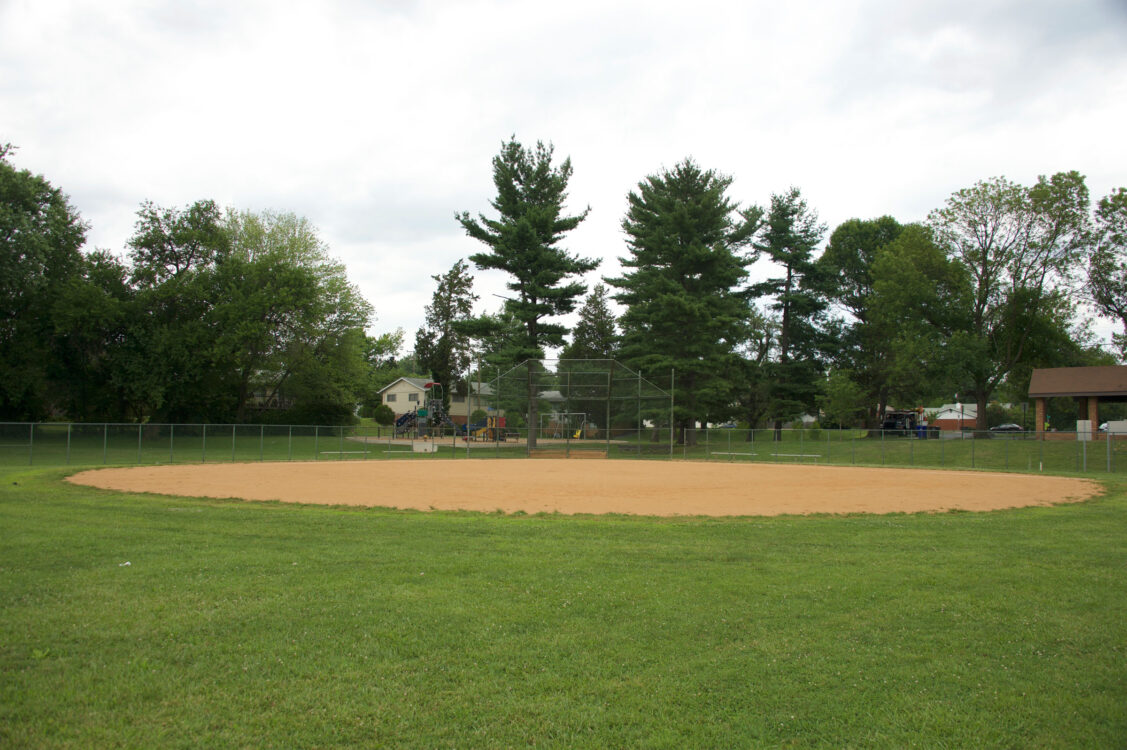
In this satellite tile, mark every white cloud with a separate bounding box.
[2,0,1125,346]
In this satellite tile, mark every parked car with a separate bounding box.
[1099,422,1108,432]
[989,423,1024,432]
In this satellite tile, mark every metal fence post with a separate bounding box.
[260,425,264,461]
[339,426,344,460]
[28,423,34,466]
[231,425,236,462]
[971,432,975,469]
[314,426,319,460]
[66,424,72,465]
[288,426,292,461]
[137,424,142,464]
[170,424,174,464]
[202,424,207,463]
[103,423,108,465]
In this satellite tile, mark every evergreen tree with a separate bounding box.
[751,188,827,435]
[457,138,598,447]
[608,159,761,440]
[561,283,618,360]
[414,259,478,402]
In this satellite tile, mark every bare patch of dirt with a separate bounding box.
[67,460,1101,517]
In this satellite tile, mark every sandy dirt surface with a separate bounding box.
[67,460,1101,517]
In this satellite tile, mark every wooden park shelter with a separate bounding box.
[1028,365,1127,437]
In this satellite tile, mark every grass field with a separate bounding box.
[1,465,1125,747]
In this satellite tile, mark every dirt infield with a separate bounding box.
[67,460,1101,517]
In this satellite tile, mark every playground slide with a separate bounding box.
[394,412,417,434]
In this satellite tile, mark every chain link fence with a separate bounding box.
[2,422,1123,474]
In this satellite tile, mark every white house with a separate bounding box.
[377,377,429,415]
[377,378,498,425]
[924,403,978,431]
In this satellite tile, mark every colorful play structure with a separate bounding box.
[392,381,508,441]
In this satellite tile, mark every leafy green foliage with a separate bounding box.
[1088,187,1127,359]
[817,370,867,428]
[751,188,827,428]
[0,145,88,419]
[371,403,395,425]
[868,224,972,409]
[928,172,1091,427]
[817,217,905,424]
[609,159,761,433]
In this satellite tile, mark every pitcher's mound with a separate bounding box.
[67,460,1100,517]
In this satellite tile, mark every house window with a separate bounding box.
[386,393,397,403]
[453,395,465,403]
[408,393,419,402]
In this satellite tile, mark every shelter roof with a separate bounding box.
[1028,366,1127,398]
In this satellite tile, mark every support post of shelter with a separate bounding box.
[1035,397,1046,435]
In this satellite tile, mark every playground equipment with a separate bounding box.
[393,381,463,439]
[393,410,417,437]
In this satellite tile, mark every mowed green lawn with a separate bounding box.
[1,466,1125,748]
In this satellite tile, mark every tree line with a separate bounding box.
[417,138,1126,435]
[1,144,375,424]
[3,139,1124,429]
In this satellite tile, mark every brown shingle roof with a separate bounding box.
[1028,366,1127,398]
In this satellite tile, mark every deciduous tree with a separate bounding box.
[1088,187,1127,358]
[928,172,1091,428]
[816,216,904,425]
[0,144,88,419]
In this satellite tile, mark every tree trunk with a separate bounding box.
[976,389,989,432]
[874,385,889,430]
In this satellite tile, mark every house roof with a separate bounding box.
[930,405,978,419]
[1028,366,1127,398]
[376,376,430,395]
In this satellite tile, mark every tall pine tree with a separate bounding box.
[457,138,598,447]
[608,159,761,440]
[751,188,827,435]
[561,283,618,360]
[415,259,477,403]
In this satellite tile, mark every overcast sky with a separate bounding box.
[3,0,1125,352]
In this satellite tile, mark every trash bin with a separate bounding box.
[916,425,927,439]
